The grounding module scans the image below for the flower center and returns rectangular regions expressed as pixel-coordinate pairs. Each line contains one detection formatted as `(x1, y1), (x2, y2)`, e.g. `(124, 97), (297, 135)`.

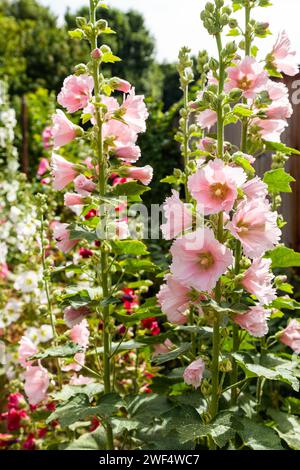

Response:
(210, 182), (229, 200)
(237, 76), (252, 91)
(198, 252), (214, 270)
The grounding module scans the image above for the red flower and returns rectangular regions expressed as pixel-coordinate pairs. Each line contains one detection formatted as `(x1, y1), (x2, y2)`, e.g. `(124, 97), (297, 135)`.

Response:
(23, 433), (36, 450)
(79, 247), (93, 258)
(122, 288), (139, 313)
(90, 417), (100, 432)
(85, 209), (97, 220)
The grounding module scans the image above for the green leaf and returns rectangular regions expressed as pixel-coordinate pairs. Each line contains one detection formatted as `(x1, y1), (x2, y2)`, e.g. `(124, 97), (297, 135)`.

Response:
(47, 393), (122, 427)
(264, 141), (300, 155)
(233, 104), (253, 117)
(66, 427), (107, 450)
(110, 181), (150, 200)
(178, 412), (240, 448)
(271, 296), (300, 311)
(233, 353), (299, 391)
(227, 28), (240, 36)
(52, 383), (104, 402)
(237, 417), (284, 450)
(119, 258), (158, 274)
(69, 224), (97, 242)
(31, 342), (83, 360)
(263, 168), (295, 193)
(94, 340), (145, 355)
(68, 29), (84, 39)
(160, 175), (181, 185)
(101, 52), (121, 63)
(234, 155), (255, 176)
(115, 310), (163, 325)
(112, 240), (149, 256)
(152, 343), (191, 365)
(266, 246), (300, 268)
(268, 409), (300, 450)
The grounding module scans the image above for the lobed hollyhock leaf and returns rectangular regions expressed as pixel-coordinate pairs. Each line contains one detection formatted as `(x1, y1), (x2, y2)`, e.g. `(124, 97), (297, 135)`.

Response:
(66, 427), (107, 450)
(264, 141), (300, 155)
(237, 417), (284, 450)
(30, 342), (84, 360)
(266, 246), (300, 268)
(263, 168), (295, 193)
(267, 409), (300, 450)
(94, 340), (145, 355)
(233, 352), (299, 392)
(52, 383), (104, 402)
(47, 393), (123, 427)
(110, 181), (151, 198)
(68, 224), (98, 241)
(112, 239), (149, 256)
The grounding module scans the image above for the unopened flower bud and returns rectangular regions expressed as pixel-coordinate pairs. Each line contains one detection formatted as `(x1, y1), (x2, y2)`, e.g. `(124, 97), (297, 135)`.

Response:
(100, 45), (111, 54)
(74, 63), (88, 75)
(219, 358), (232, 372)
(201, 379), (212, 396)
(91, 48), (102, 59)
(229, 18), (238, 29)
(96, 19), (108, 31)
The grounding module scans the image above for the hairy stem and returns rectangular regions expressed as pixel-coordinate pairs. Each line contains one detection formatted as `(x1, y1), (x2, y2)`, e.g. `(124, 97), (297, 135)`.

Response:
(89, 0), (114, 450)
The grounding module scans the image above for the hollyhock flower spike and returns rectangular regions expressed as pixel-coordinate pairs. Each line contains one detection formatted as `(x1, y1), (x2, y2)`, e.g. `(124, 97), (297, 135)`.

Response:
(170, 227), (233, 292)
(58, 74), (94, 113)
(234, 306), (270, 338)
(51, 154), (78, 190)
(271, 30), (299, 76)
(161, 190), (193, 240)
(183, 358), (205, 389)
(228, 199), (281, 258)
(188, 159), (247, 215)
(279, 319), (300, 353)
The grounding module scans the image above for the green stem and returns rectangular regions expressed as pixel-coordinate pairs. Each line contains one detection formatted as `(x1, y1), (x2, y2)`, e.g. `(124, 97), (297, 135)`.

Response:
(89, 0), (114, 450)
(183, 83), (190, 202)
(231, 240), (242, 405)
(209, 31), (225, 427)
(241, 6), (251, 152)
(40, 212), (62, 388)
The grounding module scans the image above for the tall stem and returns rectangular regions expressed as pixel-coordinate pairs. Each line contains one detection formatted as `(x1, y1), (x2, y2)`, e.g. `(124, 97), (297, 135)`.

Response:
(40, 212), (62, 388)
(89, 0), (114, 450)
(209, 31), (225, 424)
(183, 84), (190, 202)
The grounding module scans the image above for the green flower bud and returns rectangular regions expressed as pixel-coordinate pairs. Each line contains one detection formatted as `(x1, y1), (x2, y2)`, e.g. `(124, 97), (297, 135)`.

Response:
(100, 44), (112, 54)
(96, 19), (108, 31)
(76, 17), (87, 28)
(229, 18), (238, 29)
(74, 63), (88, 75)
(219, 358), (232, 373)
(228, 88), (243, 102)
(205, 2), (215, 13)
(201, 379), (212, 396)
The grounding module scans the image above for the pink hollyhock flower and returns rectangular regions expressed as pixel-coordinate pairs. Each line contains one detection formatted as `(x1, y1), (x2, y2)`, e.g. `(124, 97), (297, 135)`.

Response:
(234, 306), (270, 337)
(271, 30), (299, 76)
(157, 275), (191, 324)
(24, 365), (50, 405)
(37, 158), (50, 176)
(58, 74), (94, 113)
(115, 219), (130, 239)
(252, 118), (287, 142)
(266, 100), (293, 121)
(197, 109), (218, 130)
(69, 375), (94, 385)
(74, 174), (96, 196)
(114, 144), (141, 163)
(226, 57), (268, 99)
(228, 199), (281, 258)
(266, 80), (289, 101)
(51, 154), (78, 190)
(18, 336), (38, 368)
(62, 352), (85, 372)
(70, 319), (90, 348)
(124, 165), (153, 185)
(279, 319), (300, 353)
(113, 78), (131, 93)
(188, 159), (247, 215)
(170, 227), (233, 292)
(103, 119), (138, 147)
(242, 258), (276, 305)
(153, 339), (174, 357)
(121, 88), (149, 133)
(51, 110), (79, 148)
(0, 262), (8, 279)
(83, 96), (119, 124)
(42, 126), (53, 149)
(64, 193), (84, 207)
(183, 358), (205, 389)
(198, 137), (217, 153)
(161, 190), (193, 240)
(242, 176), (268, 201)
(53, 222), (78, 253)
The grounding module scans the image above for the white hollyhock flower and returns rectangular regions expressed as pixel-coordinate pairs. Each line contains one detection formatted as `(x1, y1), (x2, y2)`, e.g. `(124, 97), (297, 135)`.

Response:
(14, 271), (39, 293)
(0, 299), (22, 328)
